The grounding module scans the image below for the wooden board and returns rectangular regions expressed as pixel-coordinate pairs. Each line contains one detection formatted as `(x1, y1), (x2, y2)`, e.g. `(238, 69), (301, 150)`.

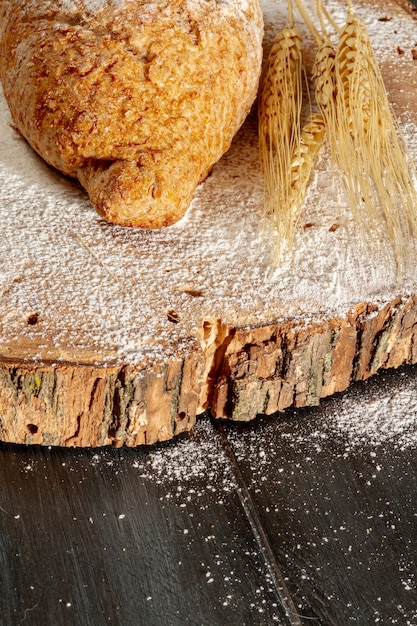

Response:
(1, 0), (417, 446)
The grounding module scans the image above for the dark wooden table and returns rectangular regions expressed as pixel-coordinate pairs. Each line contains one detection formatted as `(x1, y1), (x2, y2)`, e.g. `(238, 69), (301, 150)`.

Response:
(1, 363), (417, 625)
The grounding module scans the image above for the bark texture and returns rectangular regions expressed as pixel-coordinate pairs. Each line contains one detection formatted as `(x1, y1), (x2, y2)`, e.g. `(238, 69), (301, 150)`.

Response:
(0, 354), (203, 447)
(0, 296), (417, 447)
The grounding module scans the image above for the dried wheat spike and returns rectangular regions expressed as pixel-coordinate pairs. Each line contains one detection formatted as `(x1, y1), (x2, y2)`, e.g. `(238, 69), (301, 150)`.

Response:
(312, 37), (337, 116)
(289, 112), (327, 220)
(259, 27), (303, 153)
(336, 14), (373, 134)
(334, 9), (417, 272)
(258, 24), (303, 260)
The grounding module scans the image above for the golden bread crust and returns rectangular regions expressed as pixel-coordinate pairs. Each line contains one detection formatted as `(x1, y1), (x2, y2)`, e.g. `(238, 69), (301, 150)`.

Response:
(0, 0), (263, 227)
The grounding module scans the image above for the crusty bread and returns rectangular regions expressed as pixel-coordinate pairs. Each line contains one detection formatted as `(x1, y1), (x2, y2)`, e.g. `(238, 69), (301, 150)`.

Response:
(0, 0), (263, 228)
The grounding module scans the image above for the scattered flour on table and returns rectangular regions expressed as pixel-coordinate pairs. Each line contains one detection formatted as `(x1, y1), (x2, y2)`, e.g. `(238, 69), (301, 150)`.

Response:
(325, 374), (417, 451)
(228, 369), (417, 489)
(131, 419), (239, 495)
(18, 418), (239, 499)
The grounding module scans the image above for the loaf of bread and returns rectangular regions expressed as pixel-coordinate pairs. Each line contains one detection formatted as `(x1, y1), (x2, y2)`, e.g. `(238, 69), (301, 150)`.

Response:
(0, 0), (263, 228)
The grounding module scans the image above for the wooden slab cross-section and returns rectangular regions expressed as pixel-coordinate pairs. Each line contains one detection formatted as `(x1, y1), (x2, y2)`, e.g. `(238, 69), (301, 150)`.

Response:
(1, 0), (417, 447)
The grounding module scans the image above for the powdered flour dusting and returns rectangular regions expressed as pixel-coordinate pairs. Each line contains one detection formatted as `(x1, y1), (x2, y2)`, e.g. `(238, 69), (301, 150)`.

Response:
(0, 0), (416, 367)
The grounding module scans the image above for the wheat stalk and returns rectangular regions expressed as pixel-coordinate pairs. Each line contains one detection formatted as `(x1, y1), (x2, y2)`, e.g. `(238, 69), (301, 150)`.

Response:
(289, 112), (327, 221)
(312, 38), (337, 116)
(259, 0), (330, 263)
(258, 3), (304, 261)
(333, 1), (417, 272)
(295, 0), (338, 158)
(297, 0), (417, 275)
(258, 26), (303, 154)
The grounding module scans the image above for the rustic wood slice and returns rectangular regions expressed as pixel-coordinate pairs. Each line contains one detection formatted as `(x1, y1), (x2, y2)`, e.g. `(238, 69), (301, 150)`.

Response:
(1, 0), (417, 447)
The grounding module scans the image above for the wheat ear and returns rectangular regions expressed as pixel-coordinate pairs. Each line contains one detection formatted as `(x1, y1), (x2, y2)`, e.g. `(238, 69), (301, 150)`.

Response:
(291, 0), (338, 224)
(334, 3), (417, 271)
(312, 37), (337, 117)
(258, 5), (303, 261)
(298, 0), (337, 166)
(289, 112), (327, 222)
